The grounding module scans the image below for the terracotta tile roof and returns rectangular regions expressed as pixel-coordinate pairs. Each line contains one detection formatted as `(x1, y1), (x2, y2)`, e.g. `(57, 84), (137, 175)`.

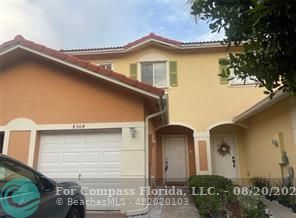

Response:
(61, 32), (224, 52)
(0, 35), (164, 97)
(123, 32), (182, 48)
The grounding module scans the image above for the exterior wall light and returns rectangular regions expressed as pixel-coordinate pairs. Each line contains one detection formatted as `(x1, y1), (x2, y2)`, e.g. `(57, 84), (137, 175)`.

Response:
(272, 138), (279, 147)
(130, 127), (137, 138)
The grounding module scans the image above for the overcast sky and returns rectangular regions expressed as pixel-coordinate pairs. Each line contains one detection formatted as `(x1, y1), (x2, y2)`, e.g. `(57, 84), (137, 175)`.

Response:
(0, 0), (224, 50)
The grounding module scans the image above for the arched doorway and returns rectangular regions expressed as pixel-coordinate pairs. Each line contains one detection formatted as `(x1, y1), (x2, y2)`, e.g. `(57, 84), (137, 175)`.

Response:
(151, 125), (196, 185)
(209, 124), (246, 180)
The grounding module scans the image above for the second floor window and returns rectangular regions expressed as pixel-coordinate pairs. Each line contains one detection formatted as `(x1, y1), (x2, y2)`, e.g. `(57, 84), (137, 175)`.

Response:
(99, 63), (113, 70)
(141, 62), (167, 87)
(229, 69), (257, 86)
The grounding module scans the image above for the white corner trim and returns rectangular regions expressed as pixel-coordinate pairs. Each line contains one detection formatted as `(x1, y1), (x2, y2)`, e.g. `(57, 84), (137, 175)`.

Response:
(0, 45), (160, 100)
(194, 138), (200, 175)
(27, 130), (36, 167)
(2, 131), (10, 155)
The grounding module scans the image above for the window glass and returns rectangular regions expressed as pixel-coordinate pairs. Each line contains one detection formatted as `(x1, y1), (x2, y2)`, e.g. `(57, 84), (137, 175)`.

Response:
(0, 160), (36, 185)
(141, 62), (167, 87)
(99, 63), (112, 70)
(154, 63), (167, 87)
(141, 63), (153, 85)
(229, 69), (256, 85)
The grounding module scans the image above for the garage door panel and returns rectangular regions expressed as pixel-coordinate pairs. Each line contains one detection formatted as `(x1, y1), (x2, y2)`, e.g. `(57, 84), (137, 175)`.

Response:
(102, 143), (121, 148)
(39, 164), (60, 172)
(103, 152), (120, 162)
(62, 152), (81, 162)
(40, 152), (59, 162)
(40, 134), (61, 143)
(64, 134), (83, 144)
(80, 152), (102, 162)
(38, 130), (121, 211)
(102, 132), (121, 141)
(84, 134), (101, 144)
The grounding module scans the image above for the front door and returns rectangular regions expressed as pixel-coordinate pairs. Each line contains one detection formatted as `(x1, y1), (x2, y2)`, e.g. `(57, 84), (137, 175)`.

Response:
(163, 136), (188, 183)
(211, 135), (238, 179)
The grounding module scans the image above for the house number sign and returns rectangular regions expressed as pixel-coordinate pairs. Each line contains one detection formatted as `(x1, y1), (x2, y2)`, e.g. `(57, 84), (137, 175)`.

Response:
(72, 124), (86, 129)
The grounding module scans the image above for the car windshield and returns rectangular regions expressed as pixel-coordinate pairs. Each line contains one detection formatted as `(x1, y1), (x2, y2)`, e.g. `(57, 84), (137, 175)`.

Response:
(0, 159), (37, 187)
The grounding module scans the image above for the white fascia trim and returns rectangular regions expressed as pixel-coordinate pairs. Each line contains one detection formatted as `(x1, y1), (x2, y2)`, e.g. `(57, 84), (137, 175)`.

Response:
(64, 42), (226, 56)
(65, 48), (125, 55)
(233, 91), (289, 122)
(124, 39), (180, 52)
(0, 121), (145, 132)
(0, 45), (160, 100)
(64, 39), (180, 56)
(180, 43), (225, 49)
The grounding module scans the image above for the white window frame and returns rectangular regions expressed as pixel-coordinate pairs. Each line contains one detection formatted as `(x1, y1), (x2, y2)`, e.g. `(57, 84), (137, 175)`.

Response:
(97, 62), (114, 70)
(228, 69), (256, 86)
(139, 61), (169, 88)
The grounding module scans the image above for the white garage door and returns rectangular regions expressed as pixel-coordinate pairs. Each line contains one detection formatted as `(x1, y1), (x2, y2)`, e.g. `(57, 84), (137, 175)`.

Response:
(38, 129), (121, 210)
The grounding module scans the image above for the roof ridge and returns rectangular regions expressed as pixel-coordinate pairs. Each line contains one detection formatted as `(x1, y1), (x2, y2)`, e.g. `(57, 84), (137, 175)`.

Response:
(60, 35), (225, 53)
(0, 35), (164, 97)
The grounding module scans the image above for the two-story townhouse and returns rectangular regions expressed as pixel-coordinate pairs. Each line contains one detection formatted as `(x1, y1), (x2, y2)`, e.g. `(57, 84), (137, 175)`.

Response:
(64, 33), (265, 184)
(3, 33), (295, 215)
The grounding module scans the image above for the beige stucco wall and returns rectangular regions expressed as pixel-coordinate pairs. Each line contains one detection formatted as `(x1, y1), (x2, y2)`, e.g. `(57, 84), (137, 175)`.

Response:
(0, 57), (145, 126)
(87, 46), (265, 132)
(241, 98), (296, 179)
(7, 131), (30, 164)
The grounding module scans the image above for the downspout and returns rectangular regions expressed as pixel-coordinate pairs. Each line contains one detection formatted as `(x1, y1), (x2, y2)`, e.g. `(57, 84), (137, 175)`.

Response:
(144, 96), (167, 206)
(126, 95), (167, 216)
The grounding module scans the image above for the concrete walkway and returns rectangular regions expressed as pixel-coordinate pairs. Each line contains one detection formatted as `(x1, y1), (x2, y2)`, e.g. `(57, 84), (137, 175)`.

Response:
(128, 186), (199, 218)
(162, 192), (199, 218)
(262, 198), (296, 218)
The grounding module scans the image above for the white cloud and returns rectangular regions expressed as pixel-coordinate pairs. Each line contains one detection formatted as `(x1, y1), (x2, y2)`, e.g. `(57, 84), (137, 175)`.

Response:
(196, 30), (225, 42)
(0, 0), (219, 49)
(0, 0), (60, 48)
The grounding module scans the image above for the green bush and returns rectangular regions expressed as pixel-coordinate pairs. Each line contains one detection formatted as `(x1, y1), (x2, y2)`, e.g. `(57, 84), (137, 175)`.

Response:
(189, 175), (235, 217)
(251, 177), (271, 190)
(251, 177), (296, 212)
(238, 195), (266, 218)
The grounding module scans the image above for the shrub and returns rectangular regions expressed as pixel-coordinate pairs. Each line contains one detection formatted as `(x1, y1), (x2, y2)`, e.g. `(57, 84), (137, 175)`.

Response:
(238, 195), (266, 218)
(251, 177), (296, 213)
(189, 175), (235, 217)
(251, 177), (271, 190)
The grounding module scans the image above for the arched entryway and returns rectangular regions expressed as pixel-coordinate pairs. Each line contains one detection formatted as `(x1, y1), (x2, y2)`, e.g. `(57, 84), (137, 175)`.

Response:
(209, 124), (246, 181)
(150, 125), (196, 186)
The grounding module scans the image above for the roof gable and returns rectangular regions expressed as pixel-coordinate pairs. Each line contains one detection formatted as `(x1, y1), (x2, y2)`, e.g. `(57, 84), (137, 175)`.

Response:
(61, 33), (225, 55)
(0, 35), (164, 98)
(123, 32), (182, 49)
